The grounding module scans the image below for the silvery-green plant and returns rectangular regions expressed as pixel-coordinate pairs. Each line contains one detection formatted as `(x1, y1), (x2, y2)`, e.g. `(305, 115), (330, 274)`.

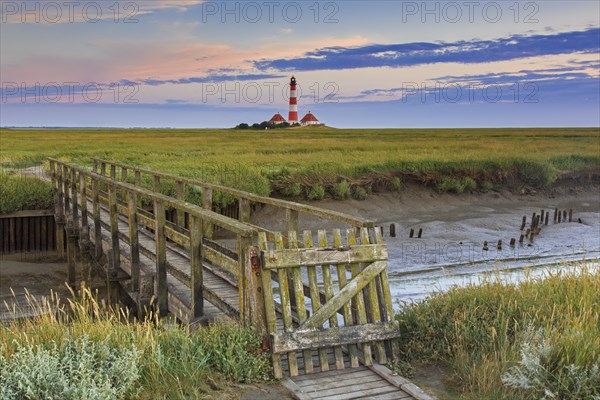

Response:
(0, 335), (140, 400)
(502, 325), (600, 400)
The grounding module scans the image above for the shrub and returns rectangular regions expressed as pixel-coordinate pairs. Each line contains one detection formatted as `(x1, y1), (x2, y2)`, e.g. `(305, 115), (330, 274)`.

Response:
(282, 182), (303, 197)
(306, 184), (325, 201)
(0, 336), (140, 400)
(389, 177), (402, 192)
(515, 161), (558, 188)
(330, 180), (351, 200)
(0, 173), (53, 213)
(351, 186), (368, 200)
(461, 177), (477, 192)
(480, 180), (494, 192)
(435, 176), (477, 193)
(502, 326), (600, 400)
(435, 176), (464, 193)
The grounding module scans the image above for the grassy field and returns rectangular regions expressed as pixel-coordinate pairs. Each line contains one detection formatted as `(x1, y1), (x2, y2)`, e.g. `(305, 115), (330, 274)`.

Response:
(1, 127), (598, 203)
(394, 265), (600, 400)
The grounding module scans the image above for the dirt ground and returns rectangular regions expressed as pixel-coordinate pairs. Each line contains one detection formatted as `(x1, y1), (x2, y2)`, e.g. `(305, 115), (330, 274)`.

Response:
(0, 254), (72, 320)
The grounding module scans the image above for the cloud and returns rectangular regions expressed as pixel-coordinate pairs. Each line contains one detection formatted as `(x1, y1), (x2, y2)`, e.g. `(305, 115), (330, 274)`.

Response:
(336, 68), (600, 105)
(255, 28), (600, 71)
(139, 73), (286, 86)
(0, 0), (205, 24)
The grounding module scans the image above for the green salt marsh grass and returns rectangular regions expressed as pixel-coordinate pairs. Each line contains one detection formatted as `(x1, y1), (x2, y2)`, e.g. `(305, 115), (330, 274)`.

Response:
(1, 128), (598, 202)
(394, 265), (600, 399)
(0, 173), (53, 213)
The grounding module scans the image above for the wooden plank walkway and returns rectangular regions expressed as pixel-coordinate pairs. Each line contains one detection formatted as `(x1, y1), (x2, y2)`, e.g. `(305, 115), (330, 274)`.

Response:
(50, 158), (431, 400)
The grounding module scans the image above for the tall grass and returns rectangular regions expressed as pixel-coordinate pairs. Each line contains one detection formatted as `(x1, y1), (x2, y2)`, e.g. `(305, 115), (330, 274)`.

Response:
(0, 172), (53, 213)
(0, 288), (271, 399)
(395, 265), (600, 399)
(1, 128), (598, 202)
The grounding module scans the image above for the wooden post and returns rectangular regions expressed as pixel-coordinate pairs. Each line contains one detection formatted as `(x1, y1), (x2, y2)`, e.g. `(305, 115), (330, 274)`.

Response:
(108, 184), (120, 275)
(545, 213), (549, 226)
(67, 226), (77, 291)
(558, 211), (562, 223)
(519, 234), (524, 244)
(92, 178), (102, 258)
(100, 162), (106, 176)
(497, 240), (502, 251)
(121, 167), (128, 183)
(176, 180), (185, 228)
(153, 199), (168, 316)
(127, 191), (140, 292)
(202, 188), (213, 239)
(92, 159), (98, 173)
(554, 208), (558, 223)
(510, 238), (516, 247)
(239, 198), (251, 223)
(189, 215), (204, 320)
(258, 232), (282, 378)
(110, 164), (116, 180)
(483, 241), (488, 251)
(134, 170), (141, 186)
(390, 223), (396, 237)
(569, 209), (573, 222)
(418, 228), (423, 238)
(520, 216), (526, 230)
(563, 210), (567, 221)
(409, 228), (414, 238)
(52, 162), (65, 260)
(79, 173), (88, 242)
(237, 234), (253, 325)
(245, 245), (267, 340)
(63, 165), (70, 212)
(285, 208), (299, 236)
(71, 169), (79, 230)
(153, 175), (160, 193)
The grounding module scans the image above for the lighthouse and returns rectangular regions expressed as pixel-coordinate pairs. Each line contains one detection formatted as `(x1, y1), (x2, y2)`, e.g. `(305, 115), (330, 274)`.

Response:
(288, 76), (299, 124)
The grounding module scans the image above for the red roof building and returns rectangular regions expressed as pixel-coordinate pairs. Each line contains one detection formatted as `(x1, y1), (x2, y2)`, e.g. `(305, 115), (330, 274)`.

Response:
(301, 112), (321, 126)
(268, 113), (287, 125)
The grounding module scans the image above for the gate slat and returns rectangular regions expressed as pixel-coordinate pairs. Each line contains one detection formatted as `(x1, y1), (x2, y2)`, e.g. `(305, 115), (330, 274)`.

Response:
(333, 229), (359, 368)
(274, 232), (298, 376)
(360, 228), (386, 364)
(304, 230), (330, 372)
(347, 229), (373, 366)
(318, 230), (345, 371)
(288, 231), (313, 374)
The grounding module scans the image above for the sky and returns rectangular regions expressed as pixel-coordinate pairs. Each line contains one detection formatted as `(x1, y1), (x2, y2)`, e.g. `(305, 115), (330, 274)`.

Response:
(0, 0), (599, 128)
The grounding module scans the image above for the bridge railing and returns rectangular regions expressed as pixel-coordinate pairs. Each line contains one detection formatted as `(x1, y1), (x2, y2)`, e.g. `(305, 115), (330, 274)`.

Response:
(90, 158), (374, 240)
(49, 158), (257, 322)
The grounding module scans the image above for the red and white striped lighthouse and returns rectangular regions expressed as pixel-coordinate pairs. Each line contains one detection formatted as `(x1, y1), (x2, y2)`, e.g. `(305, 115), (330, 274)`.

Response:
(288, 76), (298, 124)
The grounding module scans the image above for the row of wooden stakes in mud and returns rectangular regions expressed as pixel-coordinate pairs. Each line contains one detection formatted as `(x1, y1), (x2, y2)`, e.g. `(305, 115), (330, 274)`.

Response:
(481, 208), (580, 251)
(385, 224), (423, 239)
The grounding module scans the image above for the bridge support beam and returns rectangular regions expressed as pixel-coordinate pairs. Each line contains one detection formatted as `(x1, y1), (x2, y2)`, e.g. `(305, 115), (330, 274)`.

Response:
(66, 224), (79, 291)
(55, 219), (66, 260)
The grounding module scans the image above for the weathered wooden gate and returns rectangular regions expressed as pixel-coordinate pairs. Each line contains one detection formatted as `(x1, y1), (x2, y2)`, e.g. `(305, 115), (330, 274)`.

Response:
(257, 227), (398, 378)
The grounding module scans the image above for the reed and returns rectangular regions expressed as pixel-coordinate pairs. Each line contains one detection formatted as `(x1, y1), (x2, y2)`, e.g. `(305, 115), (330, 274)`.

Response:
(395, 263), (600, 399)
(0, 287), (271, 399)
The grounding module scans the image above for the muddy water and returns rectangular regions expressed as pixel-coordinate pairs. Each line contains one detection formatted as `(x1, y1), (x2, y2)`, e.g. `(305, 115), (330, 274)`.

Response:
(382, 196), (600, 306)
(306, 186), (600, 308)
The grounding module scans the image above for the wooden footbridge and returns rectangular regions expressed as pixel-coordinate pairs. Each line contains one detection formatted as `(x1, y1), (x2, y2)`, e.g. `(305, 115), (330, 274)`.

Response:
(48, 158), (433, 400)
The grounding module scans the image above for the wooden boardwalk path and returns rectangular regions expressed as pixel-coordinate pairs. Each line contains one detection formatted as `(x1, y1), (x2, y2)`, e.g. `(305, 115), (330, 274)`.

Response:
(48, 158), (433, 400)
